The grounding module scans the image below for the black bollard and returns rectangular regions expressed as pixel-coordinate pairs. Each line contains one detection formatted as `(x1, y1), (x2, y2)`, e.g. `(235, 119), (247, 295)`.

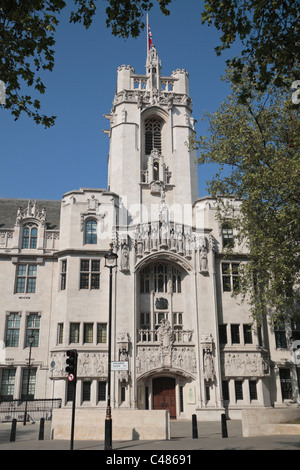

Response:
(221, 413), (228, 438)
(39, 417), (45, 440)
(192, 414), (198, 439)
(10, 419), (17, 442)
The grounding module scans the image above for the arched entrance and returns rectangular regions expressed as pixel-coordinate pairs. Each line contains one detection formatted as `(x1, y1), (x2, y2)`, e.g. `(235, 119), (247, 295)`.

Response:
(153, 377), (176, 419)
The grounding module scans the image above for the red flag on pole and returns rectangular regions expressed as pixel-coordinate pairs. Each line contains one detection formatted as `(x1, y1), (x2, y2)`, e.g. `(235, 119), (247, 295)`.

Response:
(148, 24), (152, 51)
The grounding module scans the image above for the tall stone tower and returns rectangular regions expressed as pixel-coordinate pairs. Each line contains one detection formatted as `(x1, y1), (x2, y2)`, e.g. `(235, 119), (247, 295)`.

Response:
(105, 45), (199, 225)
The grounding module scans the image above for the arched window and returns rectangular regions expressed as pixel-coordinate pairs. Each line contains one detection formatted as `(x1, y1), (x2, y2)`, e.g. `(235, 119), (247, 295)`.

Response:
(154, 264), (168, 293)
(145, 118), (162, 154)
(22, 224), (38, 249)
(172, 267), (182, 293)
(85, 219), (97, 244)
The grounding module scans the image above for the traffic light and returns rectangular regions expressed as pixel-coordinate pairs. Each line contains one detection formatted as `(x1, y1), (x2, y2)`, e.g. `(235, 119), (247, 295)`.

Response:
(65, 350), (78, 377)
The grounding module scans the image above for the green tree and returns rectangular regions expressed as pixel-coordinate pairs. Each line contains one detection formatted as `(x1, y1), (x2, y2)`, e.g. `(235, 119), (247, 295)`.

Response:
(190, 72), (300, 325)
(201, 0), (300, 99)
(0, 0), (170, 127)
(1, 0), (298, 126)
(0, 0), (97, 127)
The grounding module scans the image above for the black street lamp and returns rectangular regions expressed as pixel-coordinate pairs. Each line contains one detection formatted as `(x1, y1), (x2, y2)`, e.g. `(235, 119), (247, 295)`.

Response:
(23, 333), (35, 425)
(104, 243), (118, 450)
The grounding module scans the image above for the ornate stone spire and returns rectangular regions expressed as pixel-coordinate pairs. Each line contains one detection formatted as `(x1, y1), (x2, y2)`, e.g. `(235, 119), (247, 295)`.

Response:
(146, 45), (161, 91)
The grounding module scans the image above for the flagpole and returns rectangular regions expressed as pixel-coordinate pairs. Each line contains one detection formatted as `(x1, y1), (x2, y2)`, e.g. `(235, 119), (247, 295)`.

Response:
(146, 13), (149, 54)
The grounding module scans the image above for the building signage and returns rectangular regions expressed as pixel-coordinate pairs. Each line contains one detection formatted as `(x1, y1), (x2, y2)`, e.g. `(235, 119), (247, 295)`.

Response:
(111, 361), (128, 371)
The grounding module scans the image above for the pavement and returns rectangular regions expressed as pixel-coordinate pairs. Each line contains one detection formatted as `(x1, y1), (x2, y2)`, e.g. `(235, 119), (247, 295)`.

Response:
(0, 418), (299, 453)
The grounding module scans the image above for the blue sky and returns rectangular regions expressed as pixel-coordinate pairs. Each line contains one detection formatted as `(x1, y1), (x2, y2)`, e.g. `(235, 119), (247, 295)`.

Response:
(0, 1), (241, 200)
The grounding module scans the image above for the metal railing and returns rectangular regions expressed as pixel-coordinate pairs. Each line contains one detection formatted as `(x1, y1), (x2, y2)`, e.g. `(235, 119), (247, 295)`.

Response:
(0, 399), (62, 423)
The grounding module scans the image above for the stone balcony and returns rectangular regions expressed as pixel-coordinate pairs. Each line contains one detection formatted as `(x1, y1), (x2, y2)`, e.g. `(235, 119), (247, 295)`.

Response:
(137, 328), (194, 344)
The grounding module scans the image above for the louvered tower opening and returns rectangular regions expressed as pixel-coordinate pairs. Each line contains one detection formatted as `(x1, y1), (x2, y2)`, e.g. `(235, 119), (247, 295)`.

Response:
(145, 118), (162, 154)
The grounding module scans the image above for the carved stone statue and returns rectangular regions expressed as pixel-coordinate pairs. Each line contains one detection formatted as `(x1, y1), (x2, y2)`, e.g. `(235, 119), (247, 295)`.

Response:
(199, 245), (208, 273)
(120, 243), (130, 271)
(157, 319), (173, 350)
(203, 348), (214, 382)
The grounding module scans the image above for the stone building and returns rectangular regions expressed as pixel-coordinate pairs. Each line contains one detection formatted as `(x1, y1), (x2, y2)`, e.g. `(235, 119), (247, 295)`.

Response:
(0, 45), (299, 422)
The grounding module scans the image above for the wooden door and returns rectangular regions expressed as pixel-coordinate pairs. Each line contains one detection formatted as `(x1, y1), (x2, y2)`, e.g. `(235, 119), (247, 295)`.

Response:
(153, 377), (176, 419)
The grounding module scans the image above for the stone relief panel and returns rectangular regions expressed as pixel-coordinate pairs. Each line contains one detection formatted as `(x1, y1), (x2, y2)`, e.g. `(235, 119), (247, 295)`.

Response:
(221, 351), (270, 377)
(50, 351), (108, 379)
(0, 230), (13, 248)
(136, 345), (196, 376)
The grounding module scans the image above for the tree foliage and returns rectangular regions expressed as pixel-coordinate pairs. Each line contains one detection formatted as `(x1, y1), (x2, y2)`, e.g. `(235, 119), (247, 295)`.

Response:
(190, 71), (300, 325)
(0, 0), (171, 127)
(0, 0), (97, 127)
(1, 0), (298, 126)
(201, 0), (300, 99)
(105, 0), (171, 38)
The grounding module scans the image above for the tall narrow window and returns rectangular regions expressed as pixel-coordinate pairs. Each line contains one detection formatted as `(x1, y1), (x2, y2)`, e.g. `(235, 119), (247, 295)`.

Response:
(222, 381), (229, 401)
(231, 324), (240, 344)
(154, 264), (167, 293)
(179, 386), (184, 412)
(222, 263), (231, 292)
(173, 313), (183, 341)
(279, 368), (292, 399)
(291, 316), (300, 340)
(0, 369), (15, 400)
(243, 324), (253, 344)
(6, 313), (21, 347)
(21, 369), (36, 400)
(222, 223), (234, 248)
(57, 323), (64, 344)
(85, 219), (97, 244)
(22, 224), (38, 249)
(60, 259), (67, 290)
(218, 324), (227, 344)
(82, 381), (91, 401)
(84, 323), (93, 343)
(70, 323), (80, 343)
(145, 118), (162, 154)
(249, 380), (257, 400)
(235, 380), (243, 400)
(97, 323), (107, 343)
(140, 267), (150, 293)
(120, 385), (126, 403)
(98, 381), (106, 401)
(275, 323), (287, 348)
(26, 313), (40, 347)
(60, 260), (67, 290)
(171, 267), (182, 293)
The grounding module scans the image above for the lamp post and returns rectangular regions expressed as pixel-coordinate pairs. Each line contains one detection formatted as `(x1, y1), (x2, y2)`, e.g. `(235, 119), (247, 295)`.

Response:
(104, 243), (118, 450)
(23, 333), (35, 425)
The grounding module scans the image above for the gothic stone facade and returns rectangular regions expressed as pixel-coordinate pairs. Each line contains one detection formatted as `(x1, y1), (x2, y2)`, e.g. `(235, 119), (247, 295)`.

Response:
(0, 46), (299, 421)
